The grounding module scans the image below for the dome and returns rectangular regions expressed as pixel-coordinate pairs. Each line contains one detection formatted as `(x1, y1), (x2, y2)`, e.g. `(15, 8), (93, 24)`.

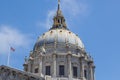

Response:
(33, 1), (84, 52)
(34, 29), (84, 51)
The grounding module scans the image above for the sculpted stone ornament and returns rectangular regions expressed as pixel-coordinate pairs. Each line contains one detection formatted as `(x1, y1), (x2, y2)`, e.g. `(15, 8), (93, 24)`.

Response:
(41, 47), (46, 54)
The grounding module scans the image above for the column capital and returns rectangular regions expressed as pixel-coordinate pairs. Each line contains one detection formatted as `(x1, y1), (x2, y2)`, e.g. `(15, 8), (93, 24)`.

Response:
(67, 51), (72, 56)
(79, 56), (85, 61)
(52, 53), (57, 57)
(79, 53), (85, 59)
(88, 61), (95, 68)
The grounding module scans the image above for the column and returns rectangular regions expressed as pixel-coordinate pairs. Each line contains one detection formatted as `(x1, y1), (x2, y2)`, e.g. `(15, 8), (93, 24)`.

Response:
(89, 62), (95, 80)
(53, 54), (57, 77)
(67, 52), (72, 79)
(80, 57), (84, 80)
(90, 65), (93, 80)
(93, 66), (95, 80)
(39, 55), (42, 77)
(28, 61), (31, 72)
(23, 64), (27, 71)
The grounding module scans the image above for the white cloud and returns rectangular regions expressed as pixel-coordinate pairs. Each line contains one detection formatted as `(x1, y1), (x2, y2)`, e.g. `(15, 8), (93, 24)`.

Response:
(0, 25), (32, 54)
(62, 0), (88, 16)
(37, 0), (88, 29)
(36, 10), (56, 29)
(46, 10), (56, 29)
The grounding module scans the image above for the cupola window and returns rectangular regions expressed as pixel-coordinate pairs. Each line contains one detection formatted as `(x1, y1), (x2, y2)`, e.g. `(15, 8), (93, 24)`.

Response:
(35, 68), (38, 73)
(60, 30), (62, 32)
(61, 19), (63, 24)
(58, 19), (60, 23)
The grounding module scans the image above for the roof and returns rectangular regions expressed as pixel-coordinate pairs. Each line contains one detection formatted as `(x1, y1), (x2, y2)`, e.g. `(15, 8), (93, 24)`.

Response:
(34, 29), (84, 51)
(0, 65), (44, 80)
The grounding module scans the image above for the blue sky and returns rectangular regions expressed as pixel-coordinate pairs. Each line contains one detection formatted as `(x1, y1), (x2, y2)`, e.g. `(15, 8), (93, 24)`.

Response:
(0, 0), (120, 80)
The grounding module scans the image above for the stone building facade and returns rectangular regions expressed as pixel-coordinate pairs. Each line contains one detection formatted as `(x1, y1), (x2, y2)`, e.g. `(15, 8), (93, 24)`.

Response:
(0, 0), (95, 80)
(23, 0), (95, 80)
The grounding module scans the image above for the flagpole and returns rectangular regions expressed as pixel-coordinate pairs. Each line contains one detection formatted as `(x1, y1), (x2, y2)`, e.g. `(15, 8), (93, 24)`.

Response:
(7, 46), (15, 66)
(7, 47), (11, 66)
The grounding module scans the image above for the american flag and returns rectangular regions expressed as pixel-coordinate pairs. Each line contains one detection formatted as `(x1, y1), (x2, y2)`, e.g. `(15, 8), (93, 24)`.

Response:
(10, 47), (15, 52)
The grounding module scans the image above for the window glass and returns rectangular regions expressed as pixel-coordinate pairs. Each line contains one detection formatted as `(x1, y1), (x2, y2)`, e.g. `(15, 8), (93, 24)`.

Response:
(35, 68), (38, 73)
(73, 66), (77, 78)
(84, 70), (87, 79)
(46, 66), (51, 75)
(59, 65), (64, 76)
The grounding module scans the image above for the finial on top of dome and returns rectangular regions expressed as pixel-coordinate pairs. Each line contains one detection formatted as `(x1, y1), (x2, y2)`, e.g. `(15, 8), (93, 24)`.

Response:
(58, 0), (60, 10)
(58, 0), (60, 3)
(57, 0), (62, 16)
(50, 0), (68, 30)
